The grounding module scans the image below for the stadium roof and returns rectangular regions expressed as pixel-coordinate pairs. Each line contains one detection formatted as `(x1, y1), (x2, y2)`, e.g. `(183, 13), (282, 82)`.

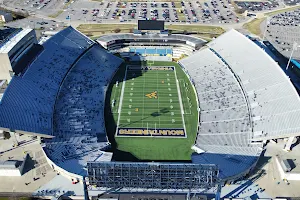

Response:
(97, 33), (206, 46)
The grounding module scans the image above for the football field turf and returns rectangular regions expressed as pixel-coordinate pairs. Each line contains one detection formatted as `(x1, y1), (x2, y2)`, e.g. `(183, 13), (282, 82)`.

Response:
(116, 65), (186, 137)
(105, 61), (199, 160)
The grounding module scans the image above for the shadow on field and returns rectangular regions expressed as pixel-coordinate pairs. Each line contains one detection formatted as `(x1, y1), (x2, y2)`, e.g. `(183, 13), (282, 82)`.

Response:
(112, 149), (139, 162)
(104, 60), (148, 150)
(119, 108), (170, 128)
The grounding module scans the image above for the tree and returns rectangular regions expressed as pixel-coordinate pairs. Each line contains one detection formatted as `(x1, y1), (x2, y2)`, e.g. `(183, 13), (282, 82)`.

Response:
(114, 28), (121, 33)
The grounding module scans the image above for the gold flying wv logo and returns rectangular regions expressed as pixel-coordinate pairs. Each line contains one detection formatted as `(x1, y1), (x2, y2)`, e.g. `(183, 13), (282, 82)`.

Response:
(145, 91), (158, 99)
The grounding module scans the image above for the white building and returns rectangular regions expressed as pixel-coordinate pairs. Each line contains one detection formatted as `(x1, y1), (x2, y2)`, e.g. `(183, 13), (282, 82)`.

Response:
(0, 28), (37, 82)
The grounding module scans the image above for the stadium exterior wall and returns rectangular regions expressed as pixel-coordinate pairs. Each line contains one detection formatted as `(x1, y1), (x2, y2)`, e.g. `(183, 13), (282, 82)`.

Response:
(0, 127), (55, 139)
(41, 147), (84, 181)
(0, 54), (12, 81)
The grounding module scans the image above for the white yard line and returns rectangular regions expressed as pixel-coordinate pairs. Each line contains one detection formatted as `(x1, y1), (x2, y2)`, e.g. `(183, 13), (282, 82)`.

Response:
(113, 81), (123, 113)
(142, 67), (145, 128)
(115, 65), (128, 136)
(157, 69), (160, 128)
(174, 68), (187, 137)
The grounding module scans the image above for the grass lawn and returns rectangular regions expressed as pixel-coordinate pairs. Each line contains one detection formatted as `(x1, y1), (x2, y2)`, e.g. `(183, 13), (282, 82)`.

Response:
(0, 198), (32, 200)
(174, 2), (182, 8)
(242, 5), (300, 36)
(117, 66), (184, 130)
(167, 24), (225, 34)
(77, 23), (225, 39)
(265, 5), (300, 16)
(77, 23), (135, 36)
(178, 13), (186, 21)
(105, 61), (198, 161)
(243, 17), (266, 36)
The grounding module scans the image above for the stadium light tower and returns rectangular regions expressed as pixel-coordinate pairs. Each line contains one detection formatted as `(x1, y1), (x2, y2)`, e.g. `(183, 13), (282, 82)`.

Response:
(286, 42), (300, 70)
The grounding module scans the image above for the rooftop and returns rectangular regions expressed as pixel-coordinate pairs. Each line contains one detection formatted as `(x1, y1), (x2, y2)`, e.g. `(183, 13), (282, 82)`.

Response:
(0, 28), (21, 48)
(0, 28), (31, 53)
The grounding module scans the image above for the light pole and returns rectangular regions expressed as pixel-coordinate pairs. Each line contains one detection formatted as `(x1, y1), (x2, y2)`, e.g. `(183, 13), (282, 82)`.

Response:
(286, 42), (299, 70)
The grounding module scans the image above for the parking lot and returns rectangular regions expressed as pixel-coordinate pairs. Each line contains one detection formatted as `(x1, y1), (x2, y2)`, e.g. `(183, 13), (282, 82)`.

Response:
(5, 17), (65, 39)
(235, 1), (281, 12)
(55, 0), (244, 24)
(265, 8), (300, 59)
(1, 0), (292, 26)
(3, 0), (65, 16)
(283, 0), (300, 5)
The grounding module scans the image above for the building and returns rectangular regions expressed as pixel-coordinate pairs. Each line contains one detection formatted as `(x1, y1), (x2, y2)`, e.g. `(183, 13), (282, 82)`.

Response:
(0, 27), (38, 82)
(0, 154), (29, 176)
(0, 11), (13, 23)
(0, 26), (299, 198)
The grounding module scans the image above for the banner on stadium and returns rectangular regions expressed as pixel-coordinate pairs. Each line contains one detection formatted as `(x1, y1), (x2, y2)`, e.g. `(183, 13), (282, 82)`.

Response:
(116, 128), (186, 137)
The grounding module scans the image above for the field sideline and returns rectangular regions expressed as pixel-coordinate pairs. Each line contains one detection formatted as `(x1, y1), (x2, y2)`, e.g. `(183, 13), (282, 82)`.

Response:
(105, 61), (199, 161)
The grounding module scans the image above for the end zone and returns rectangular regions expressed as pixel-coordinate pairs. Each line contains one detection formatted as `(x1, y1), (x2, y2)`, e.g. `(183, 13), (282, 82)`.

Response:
(116, 128), (186, 138)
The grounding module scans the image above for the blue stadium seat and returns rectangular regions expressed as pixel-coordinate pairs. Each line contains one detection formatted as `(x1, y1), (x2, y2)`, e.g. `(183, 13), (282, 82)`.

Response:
(0, 27), (95, 135)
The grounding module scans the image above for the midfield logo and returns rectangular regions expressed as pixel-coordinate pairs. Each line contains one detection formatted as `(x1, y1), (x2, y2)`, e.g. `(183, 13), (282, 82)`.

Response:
(145, 91), (158, 99)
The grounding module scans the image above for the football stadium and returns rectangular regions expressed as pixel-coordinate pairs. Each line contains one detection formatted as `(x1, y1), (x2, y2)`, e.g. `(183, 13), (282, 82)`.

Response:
(0, 21), (300, 199)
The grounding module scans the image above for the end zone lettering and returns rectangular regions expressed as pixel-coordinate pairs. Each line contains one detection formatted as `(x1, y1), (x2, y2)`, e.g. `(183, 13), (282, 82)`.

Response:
(117, 128), (185, 137)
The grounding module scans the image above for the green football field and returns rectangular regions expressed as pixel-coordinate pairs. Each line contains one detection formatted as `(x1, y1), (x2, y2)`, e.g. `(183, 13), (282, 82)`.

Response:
(116, 65), (185, 135)
(105, 61), (199, 160)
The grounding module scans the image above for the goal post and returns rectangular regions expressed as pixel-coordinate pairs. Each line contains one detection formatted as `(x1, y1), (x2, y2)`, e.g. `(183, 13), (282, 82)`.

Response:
(147, 56), (154, 66)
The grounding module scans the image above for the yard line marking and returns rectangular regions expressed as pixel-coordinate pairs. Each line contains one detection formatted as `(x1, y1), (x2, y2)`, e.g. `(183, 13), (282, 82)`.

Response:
(157, 69), (160, 128)
(142, 67), (145, 128)
(174, 67), (187, 137)
(116, 65), (128, 136)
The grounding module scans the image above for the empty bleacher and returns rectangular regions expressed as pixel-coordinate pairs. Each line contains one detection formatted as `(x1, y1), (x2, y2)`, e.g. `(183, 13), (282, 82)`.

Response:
(0, 26), (94, 135)
(0, 26), (123, 176)
(129, 47), (172, 56)
(45, 44), (123, 175)
(179, 48), (253, 145)
(180, 29), (300, 180)
(179, 47), (260, 180)
(208, 29), (300, 140)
